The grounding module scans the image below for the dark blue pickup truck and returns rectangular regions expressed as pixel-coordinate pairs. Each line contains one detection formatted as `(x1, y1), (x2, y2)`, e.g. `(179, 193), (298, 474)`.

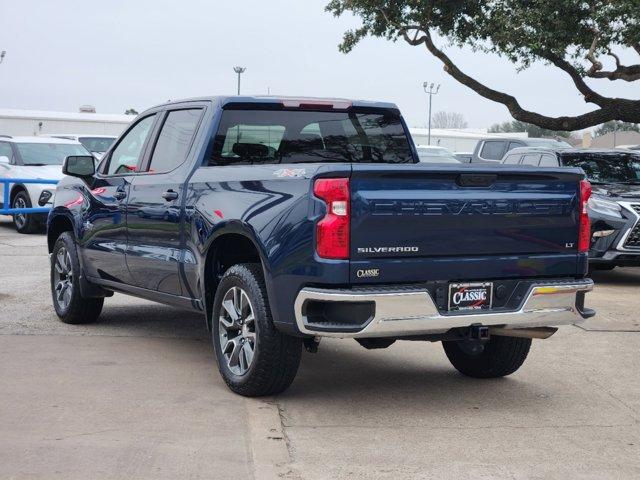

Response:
(47, 96), (594, 396)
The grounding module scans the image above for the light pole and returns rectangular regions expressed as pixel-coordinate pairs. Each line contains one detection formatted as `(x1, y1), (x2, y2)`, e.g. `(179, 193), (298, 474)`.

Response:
(233, 66), (246, 95)
(422, 82), (440, 145)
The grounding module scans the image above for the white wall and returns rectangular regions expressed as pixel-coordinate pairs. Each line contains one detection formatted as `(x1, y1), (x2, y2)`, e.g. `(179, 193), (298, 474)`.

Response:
(0, 110), (132, 137)
(411, 134), (478, 152)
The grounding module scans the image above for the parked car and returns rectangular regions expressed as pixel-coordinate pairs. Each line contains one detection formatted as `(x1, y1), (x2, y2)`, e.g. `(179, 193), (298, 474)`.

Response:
(47, 96), (594, 397)
(0, 135), (89, 233)
(453, 152), (472, 163)
(415, 145), (459, 163)
(471, 137), (573, 163)
(502, 146), (640, 270)
(44, 134), (117, 159)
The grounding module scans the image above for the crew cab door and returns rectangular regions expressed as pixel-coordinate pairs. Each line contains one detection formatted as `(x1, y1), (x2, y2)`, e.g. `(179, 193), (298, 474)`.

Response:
(81, 114), (158, 283)
(125, 107), (204, 295)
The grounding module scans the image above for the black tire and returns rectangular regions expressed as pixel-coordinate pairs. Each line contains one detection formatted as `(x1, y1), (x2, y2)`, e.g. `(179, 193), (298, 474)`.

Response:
(12, 190), (41, 234)
(51, 232), (104, 324)
(212, 263), (302, 397)
(442, 335), (532, 378)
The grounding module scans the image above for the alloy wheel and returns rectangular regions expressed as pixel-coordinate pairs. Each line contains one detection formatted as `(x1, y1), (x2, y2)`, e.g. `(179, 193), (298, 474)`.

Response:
(53, 247), (74, 310)
(218, 286), (256, 376)
(13, 196), (27, 229)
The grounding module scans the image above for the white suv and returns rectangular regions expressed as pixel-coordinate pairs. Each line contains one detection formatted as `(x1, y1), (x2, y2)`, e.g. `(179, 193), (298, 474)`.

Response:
(0, 136), (90, 233)
(43, 134), (117, 160)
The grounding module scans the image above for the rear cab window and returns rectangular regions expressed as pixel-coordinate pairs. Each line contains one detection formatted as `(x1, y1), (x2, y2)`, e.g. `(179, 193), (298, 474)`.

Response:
(209, 108), (414, 165)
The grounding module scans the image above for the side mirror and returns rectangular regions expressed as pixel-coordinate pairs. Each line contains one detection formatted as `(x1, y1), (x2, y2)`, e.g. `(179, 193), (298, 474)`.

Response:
(62, 155), (96, 178)
(0, 155), (9, 164)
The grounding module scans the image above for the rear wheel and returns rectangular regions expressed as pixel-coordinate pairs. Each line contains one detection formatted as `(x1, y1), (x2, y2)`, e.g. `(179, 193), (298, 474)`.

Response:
(51, 232), (104, 324)
(12, 191), (40, 234)
(212, 263), (302, 397)
(442, 335), (532, 378)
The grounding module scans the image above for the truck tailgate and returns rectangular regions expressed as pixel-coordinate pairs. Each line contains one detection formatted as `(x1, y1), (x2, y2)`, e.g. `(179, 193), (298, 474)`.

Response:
(349, 164), (585, 283)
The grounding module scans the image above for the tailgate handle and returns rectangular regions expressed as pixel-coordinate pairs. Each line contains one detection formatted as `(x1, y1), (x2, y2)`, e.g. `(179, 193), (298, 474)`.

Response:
(457, 174), (497, 187)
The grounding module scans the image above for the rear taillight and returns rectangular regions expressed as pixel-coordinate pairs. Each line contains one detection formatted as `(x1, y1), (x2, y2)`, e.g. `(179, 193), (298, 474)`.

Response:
(578, 179), (592, 253)
(314, 178), (350, 259)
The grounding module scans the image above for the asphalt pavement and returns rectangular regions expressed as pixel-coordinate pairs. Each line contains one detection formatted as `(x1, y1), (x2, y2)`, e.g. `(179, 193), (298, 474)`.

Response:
(0, 216), (638, 479)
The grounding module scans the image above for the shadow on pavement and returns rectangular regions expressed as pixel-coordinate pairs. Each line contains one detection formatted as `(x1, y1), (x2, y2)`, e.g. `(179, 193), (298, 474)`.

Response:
(95, 302), (209, 340)
(590, 267), (640, 286)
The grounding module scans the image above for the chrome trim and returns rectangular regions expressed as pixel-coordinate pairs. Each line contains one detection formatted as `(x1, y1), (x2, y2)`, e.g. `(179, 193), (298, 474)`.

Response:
(294, 280), (594, 338)
(615, 202), (640, 251)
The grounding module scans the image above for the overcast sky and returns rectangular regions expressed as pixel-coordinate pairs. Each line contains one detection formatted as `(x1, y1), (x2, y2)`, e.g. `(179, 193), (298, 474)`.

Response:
(0, 0), (637, 129)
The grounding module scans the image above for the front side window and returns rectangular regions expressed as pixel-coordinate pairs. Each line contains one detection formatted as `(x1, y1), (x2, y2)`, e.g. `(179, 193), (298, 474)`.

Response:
(148, 109), (202, 173)
(15, 143), (89, 166)
(107, 115), (156, 175)
(209, 109), (414, 165)
(480, 141), (505, 160)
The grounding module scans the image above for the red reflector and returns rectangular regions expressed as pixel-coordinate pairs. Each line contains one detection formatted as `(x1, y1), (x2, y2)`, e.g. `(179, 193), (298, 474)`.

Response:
(578, 179), (592, 253)
(281, 99), (352, 110)
(314, 178), (350, 259)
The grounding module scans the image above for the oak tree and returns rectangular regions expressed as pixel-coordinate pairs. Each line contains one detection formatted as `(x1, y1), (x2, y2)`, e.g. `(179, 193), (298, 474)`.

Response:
(326, 0), (640, 131)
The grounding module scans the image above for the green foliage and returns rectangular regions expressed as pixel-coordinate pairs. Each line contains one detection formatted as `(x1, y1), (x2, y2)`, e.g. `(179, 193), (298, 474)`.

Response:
(594, 121), (640, 137)
(326, 1), (640, 130)
(325, 1), (639, 73)
(488, 121), (572, 138)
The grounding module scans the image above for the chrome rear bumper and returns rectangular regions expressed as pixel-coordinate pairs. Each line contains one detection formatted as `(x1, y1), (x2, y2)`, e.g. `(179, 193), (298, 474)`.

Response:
(294, 280), (594, 338)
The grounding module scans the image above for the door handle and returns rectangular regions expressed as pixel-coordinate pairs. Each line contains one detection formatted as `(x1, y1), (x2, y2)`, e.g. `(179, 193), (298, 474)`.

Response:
(114, 190), (127, 201)
(162, 190), (179, 201)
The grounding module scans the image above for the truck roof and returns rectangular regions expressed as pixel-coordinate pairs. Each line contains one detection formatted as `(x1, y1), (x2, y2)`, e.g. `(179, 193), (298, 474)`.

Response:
(158, 95), (399, 111)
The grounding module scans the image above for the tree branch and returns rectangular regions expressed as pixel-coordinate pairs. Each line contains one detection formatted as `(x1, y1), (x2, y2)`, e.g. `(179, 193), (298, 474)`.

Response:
(583, 31), (640, 81)
(398, 27), (640, 131)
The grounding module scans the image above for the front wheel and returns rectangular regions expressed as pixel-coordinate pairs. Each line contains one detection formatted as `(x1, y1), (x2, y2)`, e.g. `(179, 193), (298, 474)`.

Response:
(51, 232), (104, 324)
(212, 263), (302, 397)
(442, 335), (532, 378)
(12, 191), (41, 234)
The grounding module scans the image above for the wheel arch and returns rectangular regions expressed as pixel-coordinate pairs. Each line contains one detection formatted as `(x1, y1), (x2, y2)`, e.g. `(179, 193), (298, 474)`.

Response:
(9, 183), (27, 204)
(202, 226), (269, 331)
(47, 212), (75, 253)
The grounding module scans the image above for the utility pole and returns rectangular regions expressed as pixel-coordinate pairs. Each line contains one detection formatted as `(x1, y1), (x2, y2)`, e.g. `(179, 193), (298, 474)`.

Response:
(422, 82), (441, 145)
(233, 66), (246, 95)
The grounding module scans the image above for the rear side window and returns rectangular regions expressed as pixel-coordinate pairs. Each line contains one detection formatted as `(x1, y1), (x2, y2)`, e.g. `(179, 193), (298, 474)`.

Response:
(209, 109), (414, 165)
(148, 109), (202, 173)
(539, 154), (558, 167)
(480, 141), (506, 160)
(503, 154), (520, 164)
(508, 141), (523, 151)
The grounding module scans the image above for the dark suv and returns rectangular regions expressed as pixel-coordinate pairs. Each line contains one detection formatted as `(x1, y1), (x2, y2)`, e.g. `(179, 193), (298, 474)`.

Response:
(502, 147), (640, 269)
(470, 137), (572, 163)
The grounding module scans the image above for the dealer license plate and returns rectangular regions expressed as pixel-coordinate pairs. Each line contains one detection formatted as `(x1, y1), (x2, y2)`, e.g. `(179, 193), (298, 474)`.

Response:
(448, 282), (493, 312)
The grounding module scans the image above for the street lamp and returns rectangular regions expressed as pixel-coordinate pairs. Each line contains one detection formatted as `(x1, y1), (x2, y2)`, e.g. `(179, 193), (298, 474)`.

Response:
(422, 82), (441, 145)
(233, 66), (246, 95)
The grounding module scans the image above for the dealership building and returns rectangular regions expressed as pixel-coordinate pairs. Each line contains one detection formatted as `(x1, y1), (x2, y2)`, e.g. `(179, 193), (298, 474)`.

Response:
(0, 108), (132, 137)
